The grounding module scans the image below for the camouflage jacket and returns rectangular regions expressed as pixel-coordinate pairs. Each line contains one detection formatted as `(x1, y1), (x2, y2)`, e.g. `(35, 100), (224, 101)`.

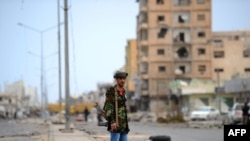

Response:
(103, 86), (130, 133)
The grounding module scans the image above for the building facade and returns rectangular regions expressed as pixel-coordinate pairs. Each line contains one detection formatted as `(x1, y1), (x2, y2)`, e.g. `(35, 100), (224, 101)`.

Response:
(0, 81), (38, 118)
(124, 39), (139, 112)
(25, 86), (40, 108)
(224, 78), (250, 103)
(211, 31), (250, 81)
(125, 39), (137, 94)
(136, 0), (212, 112)
(0, 93), (18, 118)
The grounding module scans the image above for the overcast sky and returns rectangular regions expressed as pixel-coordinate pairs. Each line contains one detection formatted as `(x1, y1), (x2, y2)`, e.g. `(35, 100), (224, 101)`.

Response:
(0, 0), (250, 103)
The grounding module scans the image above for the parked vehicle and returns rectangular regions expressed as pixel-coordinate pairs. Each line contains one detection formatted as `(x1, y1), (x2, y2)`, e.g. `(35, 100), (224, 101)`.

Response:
(0, 106), (5, 118)
(226, 102), (250, 125)
(75, 114), (84, 122)
(190, 106), (220, 121)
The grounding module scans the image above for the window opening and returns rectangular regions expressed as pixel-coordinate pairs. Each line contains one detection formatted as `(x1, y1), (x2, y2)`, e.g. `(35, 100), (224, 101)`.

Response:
(178, 15), (185, 23)
(157, 0), (164, 4)
(179, 66), (185, 74)
(140, 29), (148, 40)
(197, 14), (205, 21)
(158, 66), (166, 72)
(245, 68), (250, 72)
(177, 0), (190, 6)
(180, 32), (185, 42)
(214, 51), (224, 58)
(157, 49), (165, 55)
(139, 12), (148, 23)
(142, 79), (149, 90)
(158, 27), (168, 38)
(140, 62), (148, 74)
(198, 65), (206, 74)
(197, 0), (205, 4)
(213, 39), (223, 48)
(158, 15), (165, 22)
(198, 31), (206, 38)
(139, 0), (148, 7)
(174, 32), (185, 42)
(198, 48), (205, 55)
(243, 49), (250, 58)
(141, 46), (148, 57)
(214, 68), (224, 72)
(177, 47), (188, 58)
(234, 35), (239, 40)
(177, 13), (189, 23)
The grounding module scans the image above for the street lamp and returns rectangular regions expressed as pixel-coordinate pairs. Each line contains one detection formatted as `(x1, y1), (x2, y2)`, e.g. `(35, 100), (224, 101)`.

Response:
(215, 68), (222, 114)
(18, 22), (62, 117)
(173, 68), (183, 116)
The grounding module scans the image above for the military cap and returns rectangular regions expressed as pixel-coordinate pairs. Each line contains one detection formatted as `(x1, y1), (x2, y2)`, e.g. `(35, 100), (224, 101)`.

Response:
(113, 71), (128, 78)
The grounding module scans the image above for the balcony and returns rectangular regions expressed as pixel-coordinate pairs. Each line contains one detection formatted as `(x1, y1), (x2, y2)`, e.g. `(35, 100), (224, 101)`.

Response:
(141, 73), (149, 79)
(173, 0), (191, 6)
(139, 0), (148, 12)
(138, 23), (148, 32)
(140, 6), (147, 12)
(141, 56), (148, 62)
(139, 40), (148, 46)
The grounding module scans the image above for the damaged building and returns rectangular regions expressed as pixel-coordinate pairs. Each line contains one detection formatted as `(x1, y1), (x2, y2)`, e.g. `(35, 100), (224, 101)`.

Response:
(136, 0), (212, 112)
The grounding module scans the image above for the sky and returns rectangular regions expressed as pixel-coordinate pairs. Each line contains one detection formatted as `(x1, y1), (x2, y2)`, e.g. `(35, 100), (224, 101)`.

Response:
(0, 0), (250, 103)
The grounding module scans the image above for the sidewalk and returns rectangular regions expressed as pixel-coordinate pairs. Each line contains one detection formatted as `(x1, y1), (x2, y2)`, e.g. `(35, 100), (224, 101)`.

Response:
(49, 123), (97, 141)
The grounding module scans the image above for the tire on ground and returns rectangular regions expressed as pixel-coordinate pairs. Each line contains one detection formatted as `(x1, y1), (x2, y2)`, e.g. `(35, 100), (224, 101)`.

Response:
(149, 135), (171, 141)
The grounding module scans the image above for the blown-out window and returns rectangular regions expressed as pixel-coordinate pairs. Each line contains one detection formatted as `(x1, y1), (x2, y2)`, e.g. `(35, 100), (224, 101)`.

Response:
(157, 0), (164, 5)
(158, 28), (168, 38)
(157, 49), (165, 55)
(158, 15), (165, 22)
(158, 66), (166, 72)
(198, 48), (205, 55)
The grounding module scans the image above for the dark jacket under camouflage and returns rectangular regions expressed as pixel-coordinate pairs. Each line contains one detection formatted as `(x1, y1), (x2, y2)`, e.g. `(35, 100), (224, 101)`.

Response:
(103, 86), (130, 133)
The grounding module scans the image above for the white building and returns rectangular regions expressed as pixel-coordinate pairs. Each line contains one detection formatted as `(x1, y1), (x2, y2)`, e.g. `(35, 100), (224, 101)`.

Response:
(25, 86), (40, 108)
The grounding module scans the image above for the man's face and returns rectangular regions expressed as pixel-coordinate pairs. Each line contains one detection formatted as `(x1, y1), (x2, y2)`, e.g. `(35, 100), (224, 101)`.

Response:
(116, 77), (126, 87)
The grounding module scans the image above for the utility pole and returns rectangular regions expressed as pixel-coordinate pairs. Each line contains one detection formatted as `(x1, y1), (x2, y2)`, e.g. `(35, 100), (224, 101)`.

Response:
(57, 0), (63, 124)
(18, 23), (62, 118)
(156, 80), (159, 115)
(40, 32), (44, 117)
(215, 69), (221, 114)
(63, 0), (71, 131)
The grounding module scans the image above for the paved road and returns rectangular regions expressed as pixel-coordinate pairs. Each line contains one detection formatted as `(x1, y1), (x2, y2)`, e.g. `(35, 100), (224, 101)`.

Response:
(0, 118), (49, 141)
(0, 116), (224, 141)
(75, 121), (223, 141)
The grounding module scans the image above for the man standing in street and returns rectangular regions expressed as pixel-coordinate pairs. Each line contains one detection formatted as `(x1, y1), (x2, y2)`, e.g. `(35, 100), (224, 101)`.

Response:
(103, 71), (130, 141)
(242, 101), (249, 125)
(84, 107), (90, 122)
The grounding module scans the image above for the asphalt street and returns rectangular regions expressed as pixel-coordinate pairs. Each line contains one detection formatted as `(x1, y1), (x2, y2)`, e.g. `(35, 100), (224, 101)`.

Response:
(75, 121), (223, 141)
(0, 118), (49, 141)
(0, 117), (224, 141)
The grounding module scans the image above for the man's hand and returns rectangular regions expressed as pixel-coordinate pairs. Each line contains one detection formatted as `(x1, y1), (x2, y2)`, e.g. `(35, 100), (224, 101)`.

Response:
(111, 123), (118, 131)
